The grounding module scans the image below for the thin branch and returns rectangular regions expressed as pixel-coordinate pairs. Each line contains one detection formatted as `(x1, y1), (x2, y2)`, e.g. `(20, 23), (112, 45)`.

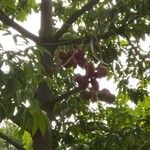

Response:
(41, 26), (126, 47)
(124, 34), (147, 60)
(125, 35), (140, 54)
(54, 0), (101, 40)
(0, 10), (39, 43)
(0, 131), (25, 150)
(54, 88), (80, 103)
(41, 12), (140, 47)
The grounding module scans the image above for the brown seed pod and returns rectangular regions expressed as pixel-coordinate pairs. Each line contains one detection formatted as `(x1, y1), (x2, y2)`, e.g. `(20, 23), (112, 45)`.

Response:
(77, 58), (86, 68)
(58, 51), (68, 60)
(98, 88), (110, 99)
(85, 62), (95, 77)
(59, 50), (74, 60)
(98, 89), (115, 103)
(59, 51), (76, 68)
(80, 90), (91, 100)
(95, 65), (108, 78)
(89, 88), (98, 101)
(90, 78), (99, 91)
(67, 51), (74, 58)
(64, 60), (72, 68)
(74, 50), (84, 60)
(108, 94), (115, 103)
(72, 57), (78, 68)
(64, 57), (77, 68)
(74, 74), (89, 90)
(78, 76), (89, 90)
(74, 74), (83, 83)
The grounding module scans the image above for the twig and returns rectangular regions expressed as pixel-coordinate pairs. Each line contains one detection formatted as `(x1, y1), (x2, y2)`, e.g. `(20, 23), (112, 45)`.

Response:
(124, 34), (146, 60)
(0, 10), (39, 43)
(0, 131), (25, 150)
(54, 0), (101, 40)
(90, 39), (100, 61)
(41, 26), (126, 47)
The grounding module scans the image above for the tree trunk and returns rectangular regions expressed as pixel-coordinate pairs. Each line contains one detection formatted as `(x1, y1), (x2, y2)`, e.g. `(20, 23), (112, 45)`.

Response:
(32, 75), (55, 150)
(32, 1), (55, 149)
(32, 129), (52, 150)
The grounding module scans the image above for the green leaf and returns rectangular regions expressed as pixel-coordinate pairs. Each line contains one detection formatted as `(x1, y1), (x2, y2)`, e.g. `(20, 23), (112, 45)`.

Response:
(0, 0), (16, 9)
(31, 112), (39, 135)
(38, 111), (48, 136)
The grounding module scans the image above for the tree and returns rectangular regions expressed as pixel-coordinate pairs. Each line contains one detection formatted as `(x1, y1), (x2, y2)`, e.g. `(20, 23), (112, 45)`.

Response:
(0, 0), (150, 149)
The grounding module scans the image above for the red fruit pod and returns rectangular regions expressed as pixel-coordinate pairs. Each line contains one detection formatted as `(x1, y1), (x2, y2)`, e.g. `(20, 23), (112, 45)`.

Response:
(98, 89), (115, 104)
(108, 94), (115, 103)
(85, 62), (95, 77)
(67, 51), (74, 58)
(74, 74), (89, 90)
(74, 50), (84, 60)
(64, 59), (72, 68)
(78, 76), (89, 90)
(78, 82), (89, 90)
(64, 51), (74, 60)
(90, 78), (99, 91)
(77, 58), (86, 68)
(96, 65), (108, 78)
(74, 74), (83, 83)
(63, 56), (77, 69)
(60, 51), (76, 68)
(64, 57), (77, 68)
(72, 57), (78, 68)
(98, 89), (109, 100)
(89, 88), (98, 101)
(93, 71), (101, 78)
(58, 51), (68, 60)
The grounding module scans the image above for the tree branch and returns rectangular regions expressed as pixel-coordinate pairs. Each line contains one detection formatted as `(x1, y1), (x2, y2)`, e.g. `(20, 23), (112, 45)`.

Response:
(124, 34), (149, 60)
(54, 88), (80, 103)
(41, 26), (126, 47)
(0, 10), (39, 43)
(42, 12), (141, 47)
(54, 0), (100, 40)
(0, 131), (25, 150)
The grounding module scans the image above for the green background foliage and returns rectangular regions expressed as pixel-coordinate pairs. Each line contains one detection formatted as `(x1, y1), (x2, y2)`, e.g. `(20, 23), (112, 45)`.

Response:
(0, 0), (150, 149)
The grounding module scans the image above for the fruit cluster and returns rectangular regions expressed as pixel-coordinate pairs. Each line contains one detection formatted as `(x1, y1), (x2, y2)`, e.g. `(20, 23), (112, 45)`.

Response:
(98, 89), (115, 104)
(58, 50), (86, 68)
(80, 88), (115, 104)
(58, 50), (115, 104)
(74, 62), (107, 91)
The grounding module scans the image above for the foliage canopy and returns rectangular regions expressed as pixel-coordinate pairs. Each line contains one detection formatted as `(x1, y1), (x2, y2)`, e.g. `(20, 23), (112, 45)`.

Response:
(0, 0), (150, 149)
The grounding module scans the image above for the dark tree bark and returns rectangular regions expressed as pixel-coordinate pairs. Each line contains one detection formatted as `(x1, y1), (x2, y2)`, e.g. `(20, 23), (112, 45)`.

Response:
(0, 10), (39, 43)
(31, 0), (55, 149)
(32, 129), (52, 150)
